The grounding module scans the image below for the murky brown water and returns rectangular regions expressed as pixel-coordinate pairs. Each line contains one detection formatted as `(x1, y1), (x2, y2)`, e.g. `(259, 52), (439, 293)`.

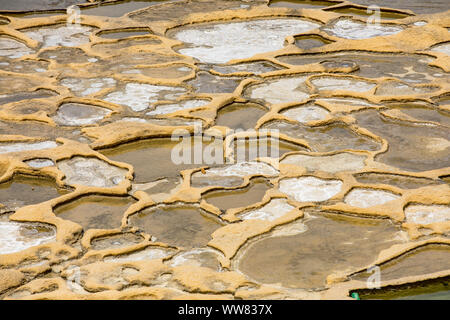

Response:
(326, 7), (410, 20)
(263, 120), (381, 152)
(347, 0), (450, 14)
(101, 137), (219, 183)
(0, 0), (82, 12)
(356, 277), (450, 300)
(394, 105), (450, 127)
(239, 212), (402, 289)
(97, 29), (151, 39)
(91, 232), (144, 250)
(269, 0), (336, 9)
(354, 110), (450, 172)
(294, 35), (333, 50)
(215, 102), (267, 130)
(80, 1), (171, 17)
(277, 52), (445, 82)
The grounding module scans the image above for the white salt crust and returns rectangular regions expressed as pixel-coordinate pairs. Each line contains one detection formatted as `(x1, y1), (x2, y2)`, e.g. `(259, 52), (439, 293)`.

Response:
(0, 141), (58, 154)
(174, 19), (320, 64)
(279, 176), (343, 202)
(0, 221), (55, 255)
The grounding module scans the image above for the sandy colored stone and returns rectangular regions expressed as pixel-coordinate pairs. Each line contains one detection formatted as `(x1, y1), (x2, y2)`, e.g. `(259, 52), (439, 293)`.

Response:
(0, 269), (24, 293)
